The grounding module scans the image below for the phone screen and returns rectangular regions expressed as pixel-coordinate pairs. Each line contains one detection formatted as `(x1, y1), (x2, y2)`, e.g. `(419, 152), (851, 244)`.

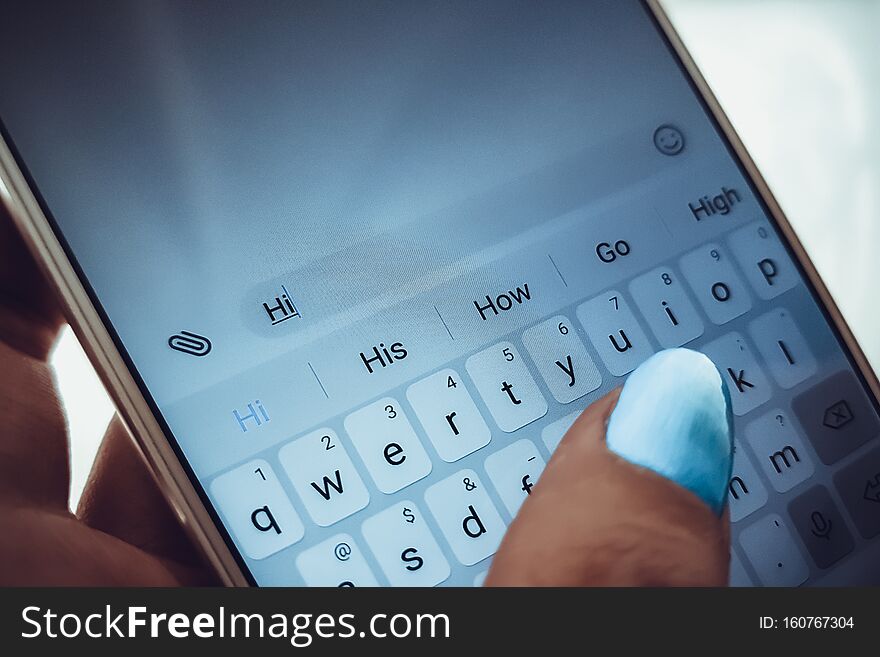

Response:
(2, 1), (879, 586)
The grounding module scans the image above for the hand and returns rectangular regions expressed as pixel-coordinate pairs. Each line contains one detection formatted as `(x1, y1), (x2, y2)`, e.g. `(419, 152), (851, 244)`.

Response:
(0, 206), (728, 586)
(0, 207), (212, 585)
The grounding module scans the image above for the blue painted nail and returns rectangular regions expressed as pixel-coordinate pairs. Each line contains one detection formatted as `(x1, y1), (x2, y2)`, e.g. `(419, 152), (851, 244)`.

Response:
(605, 348), (734, 515)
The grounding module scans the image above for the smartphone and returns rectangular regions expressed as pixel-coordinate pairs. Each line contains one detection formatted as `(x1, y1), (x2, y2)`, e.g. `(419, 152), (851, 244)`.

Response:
(2, 0), (879, 587)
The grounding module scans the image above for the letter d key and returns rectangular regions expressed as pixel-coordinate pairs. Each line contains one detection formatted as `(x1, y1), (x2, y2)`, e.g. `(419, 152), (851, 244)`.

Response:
(425, 470), (506, 566)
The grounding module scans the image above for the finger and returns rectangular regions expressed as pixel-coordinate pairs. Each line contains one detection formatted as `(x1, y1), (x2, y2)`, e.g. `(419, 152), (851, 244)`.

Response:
(546, 387), (621, 458)
(0, 339), (69, 509)
(0, 210), (68, 508)
(486, 349), (733, 586)
(77, 415), (212, 575)
(1, 505), (209, 586)
(0, 207), (64, 360)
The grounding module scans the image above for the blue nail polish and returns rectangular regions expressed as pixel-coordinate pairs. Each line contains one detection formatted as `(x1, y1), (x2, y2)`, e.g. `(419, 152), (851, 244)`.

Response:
(605, 348), (734, 515)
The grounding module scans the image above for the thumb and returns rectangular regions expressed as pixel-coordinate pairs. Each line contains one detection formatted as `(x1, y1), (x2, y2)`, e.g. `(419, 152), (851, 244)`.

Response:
(486, 348), (733, 586)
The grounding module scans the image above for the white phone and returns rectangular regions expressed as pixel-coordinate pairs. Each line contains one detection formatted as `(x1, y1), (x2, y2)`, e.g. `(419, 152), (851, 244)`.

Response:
(2, 0), (879, 586)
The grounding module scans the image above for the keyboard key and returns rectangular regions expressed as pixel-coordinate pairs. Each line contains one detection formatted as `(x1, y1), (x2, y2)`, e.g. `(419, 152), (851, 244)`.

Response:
(728, 221), (799, 300)
(787, 485), (854, 569)
(295, 533), (379, 587)
(748, 308), (817, 390)
(629, 266), (704, 348)
(576, 290), (653, 376)
(738, 514), (809, 586)
(729, 551), (753, 587)
(541, 410), (580, 453)
(424, 469), (506, 566)
(521, 315), (601, 404)
(343, 397), (432, 494)
(473, 570), (488, 587)
(679, 243), (752, 325)
(465, 342), (548, 432)
(745, 409), (814, 493)
(701, 332), (771, 416)
(728, 441), (768, 522)
(484, 439), (546, 517)
(791, 371), (879, 465)
(278, 428), (370, 527)
(833, 446), (880, 538)
(210, 459), (305, 560)
(407, 368), (491, 462)
(361, 501), (451, 587)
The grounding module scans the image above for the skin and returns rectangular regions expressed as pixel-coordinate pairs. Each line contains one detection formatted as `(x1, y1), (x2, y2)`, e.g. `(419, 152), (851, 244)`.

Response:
(486, 389), (730, 586)
(0, 206), (728, 586)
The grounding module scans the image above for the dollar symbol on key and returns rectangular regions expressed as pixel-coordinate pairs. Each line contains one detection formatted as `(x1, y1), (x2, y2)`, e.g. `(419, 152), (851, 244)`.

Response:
(402, 507), (415, 523)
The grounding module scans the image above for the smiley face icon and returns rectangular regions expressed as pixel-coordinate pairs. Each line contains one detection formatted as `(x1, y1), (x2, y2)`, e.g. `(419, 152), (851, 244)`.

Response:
(653, 124), (685, 156)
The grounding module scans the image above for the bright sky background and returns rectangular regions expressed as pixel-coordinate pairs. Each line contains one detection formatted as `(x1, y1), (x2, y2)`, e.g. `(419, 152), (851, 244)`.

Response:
(50, 0), (880, 510)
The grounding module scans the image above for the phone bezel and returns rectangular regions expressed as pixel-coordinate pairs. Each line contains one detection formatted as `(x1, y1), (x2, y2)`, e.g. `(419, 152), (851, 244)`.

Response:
(1, 0), (877, 587)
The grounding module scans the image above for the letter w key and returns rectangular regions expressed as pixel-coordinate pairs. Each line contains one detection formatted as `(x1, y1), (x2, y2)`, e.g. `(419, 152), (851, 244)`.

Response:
(311, 469), (345, 500)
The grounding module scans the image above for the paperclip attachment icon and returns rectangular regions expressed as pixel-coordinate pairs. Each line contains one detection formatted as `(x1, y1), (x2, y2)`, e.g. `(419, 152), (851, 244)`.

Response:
(168, 331), (212, 357)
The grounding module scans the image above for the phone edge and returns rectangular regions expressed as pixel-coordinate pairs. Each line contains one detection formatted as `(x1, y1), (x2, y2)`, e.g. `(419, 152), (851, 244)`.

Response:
(0, 139), (249, 587)
(646, 0), (880, 406)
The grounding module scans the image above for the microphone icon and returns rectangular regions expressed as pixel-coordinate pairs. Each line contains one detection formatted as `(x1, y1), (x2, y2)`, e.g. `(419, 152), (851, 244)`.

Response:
(810, 511), (832, 540)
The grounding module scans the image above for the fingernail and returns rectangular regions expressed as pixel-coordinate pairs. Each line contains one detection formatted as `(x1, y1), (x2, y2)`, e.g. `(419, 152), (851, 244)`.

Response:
(605, 348), (734, 515)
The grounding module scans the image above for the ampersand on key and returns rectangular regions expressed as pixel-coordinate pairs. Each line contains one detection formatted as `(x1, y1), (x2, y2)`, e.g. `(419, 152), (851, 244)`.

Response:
(463, 477), (477, 491)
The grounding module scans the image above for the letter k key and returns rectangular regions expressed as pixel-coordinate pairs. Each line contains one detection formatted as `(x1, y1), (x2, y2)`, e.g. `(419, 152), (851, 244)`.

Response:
(727, 367), (754, 393)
